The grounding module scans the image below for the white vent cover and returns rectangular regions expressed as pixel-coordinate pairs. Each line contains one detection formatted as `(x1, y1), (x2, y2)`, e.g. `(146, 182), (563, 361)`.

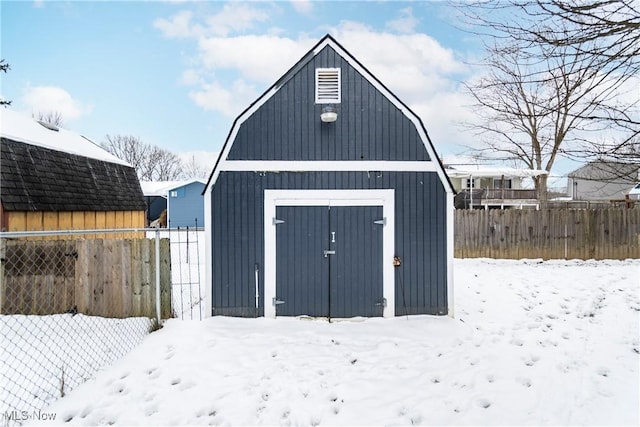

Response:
(315, 68), (341, 104)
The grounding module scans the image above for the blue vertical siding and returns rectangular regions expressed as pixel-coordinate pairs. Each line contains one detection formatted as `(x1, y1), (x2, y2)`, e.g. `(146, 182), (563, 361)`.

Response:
(228, 46), (430, 162)
(209, 38), (450, 318)
(167, 181), (205, 228)
(210, 171), (448, 317)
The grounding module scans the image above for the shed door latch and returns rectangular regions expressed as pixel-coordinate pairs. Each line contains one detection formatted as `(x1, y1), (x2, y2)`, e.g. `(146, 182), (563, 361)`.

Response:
(323, 250), (336, 258)
(272, 297), (285, 306)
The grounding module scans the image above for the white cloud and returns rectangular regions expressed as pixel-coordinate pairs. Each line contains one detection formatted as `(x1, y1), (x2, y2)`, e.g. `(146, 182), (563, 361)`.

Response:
(154, 10), (202, 39)
(155, 4), (270, 39)
(189, 79), (259, 117)
(410, 90), (478, 153)
(290, 0), (313, 15)
(179, 69), (204, 86)
(22, 85), (93, 121)
(204, 3), (270, 37)
(385, 7), (419, 34)
(197, 35), (311, 83)
(155, 10), (475, 151)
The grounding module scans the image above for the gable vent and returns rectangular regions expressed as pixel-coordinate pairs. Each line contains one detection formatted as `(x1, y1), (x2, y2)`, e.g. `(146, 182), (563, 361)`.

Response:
(315, 68), (341, 104)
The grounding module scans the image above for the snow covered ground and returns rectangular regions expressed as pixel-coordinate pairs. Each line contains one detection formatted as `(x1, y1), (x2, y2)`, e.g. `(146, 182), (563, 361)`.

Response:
(21, 258), (640, 426)
(0, 315), (153, 424)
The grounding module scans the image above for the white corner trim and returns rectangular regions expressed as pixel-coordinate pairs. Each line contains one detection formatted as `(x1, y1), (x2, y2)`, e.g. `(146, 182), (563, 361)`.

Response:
(219, 160), (437, 172)
(203, 184), (213, 318)
(446, 192), (454, 318)
(263, 189), (395, 319)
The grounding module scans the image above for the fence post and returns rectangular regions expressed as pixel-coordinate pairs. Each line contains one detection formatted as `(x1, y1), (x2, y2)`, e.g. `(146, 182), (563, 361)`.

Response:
(155, 228), (161, 325)
(564, 223), (568, 260)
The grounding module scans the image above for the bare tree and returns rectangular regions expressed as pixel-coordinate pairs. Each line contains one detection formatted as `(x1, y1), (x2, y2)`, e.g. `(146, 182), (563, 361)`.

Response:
(457, 0), (639, 200)
(1, 59), (11, 107)
(33, 111), (65, 128)
(182, 154), (209, 180)
(149, 148), (185, 181)
(504, 0), (639, 160)
(101, 134), (184, 181)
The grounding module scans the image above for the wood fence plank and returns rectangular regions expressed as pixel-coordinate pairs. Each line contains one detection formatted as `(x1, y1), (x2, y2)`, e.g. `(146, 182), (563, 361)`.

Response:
(130, 238), (143, 317)
(141, 239), (153, 318)
(121, 240), (133, 318)
(454, 208), (640, 260)
(92, 240), (105, 316)
(2, 237), (172, 318)
(160, 238), (172, 319)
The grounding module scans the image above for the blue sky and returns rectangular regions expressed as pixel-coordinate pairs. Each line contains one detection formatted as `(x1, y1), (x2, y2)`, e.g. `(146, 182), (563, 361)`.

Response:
(22, 0), (611, 188)
(2, 0), (484, 168)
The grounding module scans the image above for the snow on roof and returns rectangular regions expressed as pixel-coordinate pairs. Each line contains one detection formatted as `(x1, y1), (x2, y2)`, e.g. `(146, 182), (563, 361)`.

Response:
(140, 181), (181, 197)
(140, 179), (206, 197)
(445, 164), (548, 178)
(0, 108), (130, 166)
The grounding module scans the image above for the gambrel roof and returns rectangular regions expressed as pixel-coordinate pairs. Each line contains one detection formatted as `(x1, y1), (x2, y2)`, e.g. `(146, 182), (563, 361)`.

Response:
(204, 34), (454, 194)
(1, 110), (145, 212)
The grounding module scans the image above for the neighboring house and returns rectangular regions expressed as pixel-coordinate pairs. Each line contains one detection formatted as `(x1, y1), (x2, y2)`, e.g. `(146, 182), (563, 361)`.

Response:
(165, 180), (205, 228)
(567, 160), (640, 202)
(446, 164), (548, 209)
(0, 109), (146, 232)
(140, 181), (170, 226)
(204, 34), (455, 319)
(140, 179), (205, 228)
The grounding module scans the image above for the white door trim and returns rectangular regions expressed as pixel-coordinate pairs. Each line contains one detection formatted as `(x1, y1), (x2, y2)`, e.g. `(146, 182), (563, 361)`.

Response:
(264, 189), (395, 318)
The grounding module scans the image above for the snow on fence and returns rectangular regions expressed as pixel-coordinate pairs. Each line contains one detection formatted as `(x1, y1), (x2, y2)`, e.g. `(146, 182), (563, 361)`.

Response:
(455, 208), (640, 260)
(0, 228), (184, 426)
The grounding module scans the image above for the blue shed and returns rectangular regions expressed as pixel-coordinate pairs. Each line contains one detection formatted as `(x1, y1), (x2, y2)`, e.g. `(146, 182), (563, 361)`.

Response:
(166, 179), (205, 228)
(203, 35), (454, 319)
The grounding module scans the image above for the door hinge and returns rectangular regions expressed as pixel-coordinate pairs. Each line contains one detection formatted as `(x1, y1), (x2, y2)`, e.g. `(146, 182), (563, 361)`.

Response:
(272, 218), (285, 225)
(272, 297), (285, 306)
(374, 218), (386, 226)
(375, 298), (387, 308)
(323, 249), (336, 258)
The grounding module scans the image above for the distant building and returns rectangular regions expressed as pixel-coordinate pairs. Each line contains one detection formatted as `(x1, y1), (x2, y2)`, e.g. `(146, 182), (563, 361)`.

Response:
(0, 109), (145, 232)
(567, 161), (639, 201)
(445, 164), (547, 209)
(140, 179), (205, 228)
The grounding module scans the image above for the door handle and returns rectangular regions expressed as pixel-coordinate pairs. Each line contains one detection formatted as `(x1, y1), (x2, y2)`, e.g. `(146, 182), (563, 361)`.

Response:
(323, 250), (336, 258)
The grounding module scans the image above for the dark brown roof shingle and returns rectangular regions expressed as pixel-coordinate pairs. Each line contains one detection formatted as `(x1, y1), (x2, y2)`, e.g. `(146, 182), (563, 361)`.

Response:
(1, 137), (146, 212)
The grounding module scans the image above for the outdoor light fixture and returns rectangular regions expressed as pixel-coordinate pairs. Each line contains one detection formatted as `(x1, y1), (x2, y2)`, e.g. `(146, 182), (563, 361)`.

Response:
(320, 105), (338, 123)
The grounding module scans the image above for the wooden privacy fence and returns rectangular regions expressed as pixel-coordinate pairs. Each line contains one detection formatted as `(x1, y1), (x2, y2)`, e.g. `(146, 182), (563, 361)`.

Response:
(0, 238), (172, 318)
(455, 208), (640, 260)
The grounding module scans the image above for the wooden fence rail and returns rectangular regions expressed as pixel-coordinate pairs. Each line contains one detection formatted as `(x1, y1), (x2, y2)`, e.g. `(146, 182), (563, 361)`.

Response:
(455, 208), (640, 260)
(0, 238), (172, 318)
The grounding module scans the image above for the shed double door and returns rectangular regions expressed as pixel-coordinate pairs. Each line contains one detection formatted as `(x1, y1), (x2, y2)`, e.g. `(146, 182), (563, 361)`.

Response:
(275, 205), (383, 318)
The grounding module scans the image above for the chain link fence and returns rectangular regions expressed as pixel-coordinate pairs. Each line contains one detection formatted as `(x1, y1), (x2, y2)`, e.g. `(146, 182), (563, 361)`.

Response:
(0, 228), (184, 426)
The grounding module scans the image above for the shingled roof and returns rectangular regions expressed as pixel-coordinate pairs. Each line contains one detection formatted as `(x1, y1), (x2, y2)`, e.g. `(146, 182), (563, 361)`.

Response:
(1, 111), (145, 212)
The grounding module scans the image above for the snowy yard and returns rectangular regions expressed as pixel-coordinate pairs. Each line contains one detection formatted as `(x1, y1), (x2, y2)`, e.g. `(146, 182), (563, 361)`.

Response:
(24, 258), (640, 426)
